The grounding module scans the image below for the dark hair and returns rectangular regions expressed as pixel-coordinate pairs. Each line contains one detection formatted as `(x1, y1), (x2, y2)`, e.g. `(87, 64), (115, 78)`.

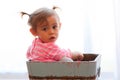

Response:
(21, 6), (60, 30)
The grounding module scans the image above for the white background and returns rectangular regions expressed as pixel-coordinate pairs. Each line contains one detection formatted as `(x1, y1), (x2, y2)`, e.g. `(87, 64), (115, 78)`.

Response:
(0, 0), (119, 79)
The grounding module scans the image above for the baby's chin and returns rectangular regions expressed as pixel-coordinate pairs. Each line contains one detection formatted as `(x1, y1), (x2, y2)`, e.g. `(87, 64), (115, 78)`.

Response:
(48, 39), (57, 43)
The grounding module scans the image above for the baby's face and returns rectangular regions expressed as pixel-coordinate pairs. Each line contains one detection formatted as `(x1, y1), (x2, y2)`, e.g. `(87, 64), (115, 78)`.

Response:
(36, 15), (61, 43)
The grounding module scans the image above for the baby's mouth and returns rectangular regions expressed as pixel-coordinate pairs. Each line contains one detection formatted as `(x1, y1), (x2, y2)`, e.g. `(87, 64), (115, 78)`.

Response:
(49, 36), (56, 41)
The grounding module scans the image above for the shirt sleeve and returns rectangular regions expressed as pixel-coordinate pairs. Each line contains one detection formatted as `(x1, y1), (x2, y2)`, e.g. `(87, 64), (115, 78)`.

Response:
(53, 48), (72, 61)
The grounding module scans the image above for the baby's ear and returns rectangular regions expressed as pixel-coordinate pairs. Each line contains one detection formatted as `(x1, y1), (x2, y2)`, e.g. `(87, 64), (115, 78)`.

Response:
(30, 28), (37, 36)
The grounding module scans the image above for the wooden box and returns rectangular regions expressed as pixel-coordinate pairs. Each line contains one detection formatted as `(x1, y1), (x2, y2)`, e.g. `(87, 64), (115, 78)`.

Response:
(27, 54), (101, 80)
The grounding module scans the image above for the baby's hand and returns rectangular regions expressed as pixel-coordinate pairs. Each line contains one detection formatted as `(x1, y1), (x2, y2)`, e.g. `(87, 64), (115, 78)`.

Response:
(71, 52), (84, 61)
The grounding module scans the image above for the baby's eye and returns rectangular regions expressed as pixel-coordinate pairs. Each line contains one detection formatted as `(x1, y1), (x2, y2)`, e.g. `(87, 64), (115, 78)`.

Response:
(41, 27), (47, 31)
(52, 25), (58, 29)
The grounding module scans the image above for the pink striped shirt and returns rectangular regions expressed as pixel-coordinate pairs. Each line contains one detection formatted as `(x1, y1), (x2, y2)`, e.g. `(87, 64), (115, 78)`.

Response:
(27, 38), (72, 62)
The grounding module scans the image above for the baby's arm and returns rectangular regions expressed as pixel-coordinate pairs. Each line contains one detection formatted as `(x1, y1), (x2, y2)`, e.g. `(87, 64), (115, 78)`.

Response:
(71, 51), (84, 61)
(60, 57), (73, 62)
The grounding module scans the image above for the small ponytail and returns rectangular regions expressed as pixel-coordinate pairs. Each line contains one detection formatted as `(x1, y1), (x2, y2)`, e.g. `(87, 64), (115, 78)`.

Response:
(20, 12), (30, 18)
(52, 6), (60, 10)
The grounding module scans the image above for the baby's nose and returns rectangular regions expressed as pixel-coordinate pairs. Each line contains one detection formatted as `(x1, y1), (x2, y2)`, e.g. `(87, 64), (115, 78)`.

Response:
(49, 28), (54, 34)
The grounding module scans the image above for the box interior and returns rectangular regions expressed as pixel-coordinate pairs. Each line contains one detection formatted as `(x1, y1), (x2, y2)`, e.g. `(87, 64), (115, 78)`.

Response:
(82, 54), (98, 61)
